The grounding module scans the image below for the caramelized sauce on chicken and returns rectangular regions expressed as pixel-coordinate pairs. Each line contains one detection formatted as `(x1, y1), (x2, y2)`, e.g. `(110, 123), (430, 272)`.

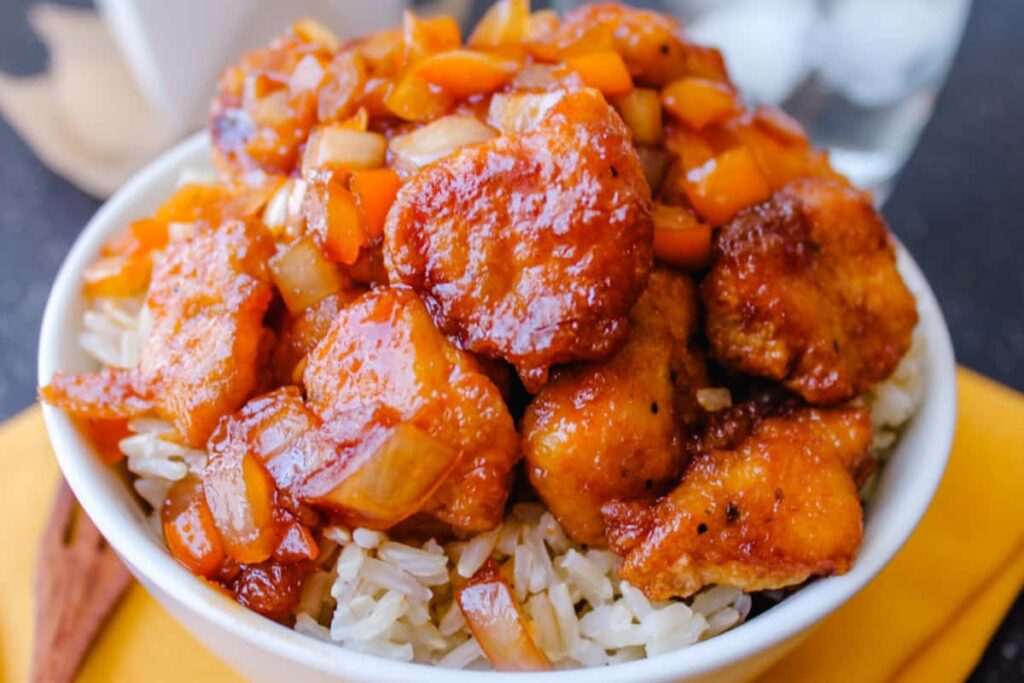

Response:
(40, 1), (920, 642)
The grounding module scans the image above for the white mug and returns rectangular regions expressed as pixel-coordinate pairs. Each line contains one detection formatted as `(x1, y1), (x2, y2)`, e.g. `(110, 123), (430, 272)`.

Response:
(94, 0), (472, 137)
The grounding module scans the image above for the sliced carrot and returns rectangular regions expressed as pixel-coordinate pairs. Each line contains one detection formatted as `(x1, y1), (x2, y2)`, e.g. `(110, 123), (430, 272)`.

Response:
(651, 203), (713, 270)
(684, 146), (772, 225)
(662, 77), (740, 130)
(567, 51), (633, 96)
(385, 72), (452, 122)
(412, 49), (518, 99)
(351, 168), (403, 240)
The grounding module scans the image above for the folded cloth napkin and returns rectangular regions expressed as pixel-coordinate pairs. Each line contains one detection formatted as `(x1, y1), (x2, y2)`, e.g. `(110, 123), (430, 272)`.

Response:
(1, 368), (1021, 682)
(0, 4), (173, 199)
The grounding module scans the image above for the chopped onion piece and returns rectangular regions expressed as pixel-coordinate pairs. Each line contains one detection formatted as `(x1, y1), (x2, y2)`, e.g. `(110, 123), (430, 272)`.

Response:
(487, 91), (564, 133)
(303, 124), (387, 174)
(697, 387), (732, 412)
(251, 90), (291, 127)
(312, 423), (460, 529)
(269, 236), (346, 313)
(456, 560), (551, 671)
(262, 179), (293, 235)
(389, 115), (497, 175)
(202, 447), (279, 564)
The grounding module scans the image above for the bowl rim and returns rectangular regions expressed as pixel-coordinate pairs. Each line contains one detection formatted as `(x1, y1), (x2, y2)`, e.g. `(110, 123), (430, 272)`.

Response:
(38, 131), (958, 682)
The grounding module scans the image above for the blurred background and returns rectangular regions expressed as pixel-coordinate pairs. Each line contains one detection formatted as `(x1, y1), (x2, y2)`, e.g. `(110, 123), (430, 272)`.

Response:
(0, 0), (1020, 679)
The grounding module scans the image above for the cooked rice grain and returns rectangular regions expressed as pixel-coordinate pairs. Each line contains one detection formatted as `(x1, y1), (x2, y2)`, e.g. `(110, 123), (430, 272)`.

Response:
(75, 288), (927, 669)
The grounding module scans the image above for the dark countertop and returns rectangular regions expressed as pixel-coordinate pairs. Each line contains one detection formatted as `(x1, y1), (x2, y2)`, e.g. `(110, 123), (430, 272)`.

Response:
(1, 0), (1020, 679)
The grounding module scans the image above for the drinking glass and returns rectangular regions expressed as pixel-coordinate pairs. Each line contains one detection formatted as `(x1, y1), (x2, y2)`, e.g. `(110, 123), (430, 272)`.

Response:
(552, 0), (973, 200)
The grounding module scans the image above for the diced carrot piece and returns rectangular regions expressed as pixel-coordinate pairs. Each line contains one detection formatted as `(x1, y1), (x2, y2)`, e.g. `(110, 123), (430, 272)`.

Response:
(351, 168), (403, 240)
(567, 51), (633, 96)
(612, 88), (663, 145)
(412, 49), (518, 99)
(355, 28), (403, 74)
(324, 186), (367, 265)
(82, 254), (152, 298)
(662, 77), (740, 130)
(303, 172), (369, 265)
(651, 203), (713, 270)
(337, 107), (369, 132)
(468, 0), (529, 48)
(317, 51), (366, 123)
(457, 559), (551, 671)
(102, 218), (169, 257)
(752, 106), (808, 144)
(684, 146), (772, 225)
(400, 12), (462, 69)
(84, 217), (171, 296)
(384, 72), (452, 122)
(728, 112), (847, 189)
(557, 23), (616, 58)
(269, 236), (346, 313)
(162, 475), (226, 578)
(154, 182), (274, 226)
(524, 9), (560, 60)
(291, 18), (339, 51)
(81, 417), (131, 465)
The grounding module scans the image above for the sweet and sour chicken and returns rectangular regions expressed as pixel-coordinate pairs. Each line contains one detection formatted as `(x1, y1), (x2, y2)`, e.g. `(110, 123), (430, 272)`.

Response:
(604, 401), (873, 599)
(41, 0), (920, 632)
(523, 269), (707, 546)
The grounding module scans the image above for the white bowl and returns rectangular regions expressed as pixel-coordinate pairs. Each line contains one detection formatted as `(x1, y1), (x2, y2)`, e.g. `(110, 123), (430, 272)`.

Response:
(38, 131), (957, 683)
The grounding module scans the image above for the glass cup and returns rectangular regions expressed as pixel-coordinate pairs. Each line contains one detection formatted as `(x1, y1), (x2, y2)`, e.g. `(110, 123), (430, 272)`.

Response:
(552, 0), (973, 200)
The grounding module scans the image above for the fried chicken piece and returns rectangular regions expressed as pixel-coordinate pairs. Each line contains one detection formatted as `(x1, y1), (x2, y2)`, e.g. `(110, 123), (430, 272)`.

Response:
(270, 292), (360, 385)
(302, 287), (520, 533)
(604, 402), (872, 599)
(42, 221), (275, 447)
(384, 88), (653, 391)
(557, 4), (730, 87)
(702, 179), (918, 404)
(139, 221), (276, 445)
(523, 269), (708, 546)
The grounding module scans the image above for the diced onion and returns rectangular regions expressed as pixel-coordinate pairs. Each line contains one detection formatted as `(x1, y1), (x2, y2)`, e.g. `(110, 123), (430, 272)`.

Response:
(389, 115), (497, 175)
(312, 423), (460, 529)
(289, 54), (326, 93)
(203, 448), (279, 565)
(456, 560), (551, 671)
(303, 124), (387, 173)
(261, 179), (293, 235)
(269, 236), (346, 313)
(697, 387), (733, 412)
(251, 90), (291, 127)
(487, 91), (564, 133)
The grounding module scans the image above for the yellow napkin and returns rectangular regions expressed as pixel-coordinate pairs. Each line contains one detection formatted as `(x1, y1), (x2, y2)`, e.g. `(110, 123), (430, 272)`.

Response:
(1, 368), (1022, 682)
